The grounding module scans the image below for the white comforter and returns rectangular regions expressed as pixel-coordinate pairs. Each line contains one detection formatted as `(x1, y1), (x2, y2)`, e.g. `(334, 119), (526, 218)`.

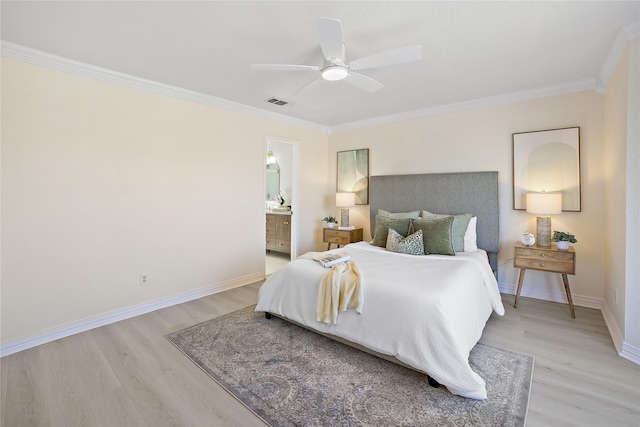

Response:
(255, 242), (505, 399)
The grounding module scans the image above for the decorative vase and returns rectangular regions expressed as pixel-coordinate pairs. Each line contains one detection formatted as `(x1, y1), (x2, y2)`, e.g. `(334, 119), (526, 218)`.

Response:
(327, 222), (336, 229)
(556, 241), (570, 250)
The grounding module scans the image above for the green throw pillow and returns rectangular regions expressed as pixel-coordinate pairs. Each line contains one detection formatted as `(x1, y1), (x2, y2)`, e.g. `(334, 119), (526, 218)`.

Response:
(386, 229), (425, 255)
(420, 211), (473, 253)
(371, 216), (412, 247)
(411, 217), (455, 255)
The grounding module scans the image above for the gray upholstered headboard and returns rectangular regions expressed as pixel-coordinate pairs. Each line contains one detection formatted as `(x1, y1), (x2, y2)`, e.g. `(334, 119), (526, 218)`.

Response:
(369, 172), (500, 274)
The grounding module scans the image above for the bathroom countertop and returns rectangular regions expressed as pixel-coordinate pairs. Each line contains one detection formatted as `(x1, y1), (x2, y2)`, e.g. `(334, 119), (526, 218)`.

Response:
(266, 210), (292, 215)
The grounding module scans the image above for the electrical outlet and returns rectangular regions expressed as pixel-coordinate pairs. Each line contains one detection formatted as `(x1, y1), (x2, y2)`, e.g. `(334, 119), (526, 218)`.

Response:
(615, 288), (619, 304)
(140, 274), (149, 286)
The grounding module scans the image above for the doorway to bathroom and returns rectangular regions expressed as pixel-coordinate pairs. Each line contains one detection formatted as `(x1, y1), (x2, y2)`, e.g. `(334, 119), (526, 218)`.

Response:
(265, 137), (297, 276)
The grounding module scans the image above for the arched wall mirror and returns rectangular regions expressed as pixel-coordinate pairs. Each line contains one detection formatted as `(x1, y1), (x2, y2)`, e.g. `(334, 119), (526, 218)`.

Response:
(266, 151), (280, 201)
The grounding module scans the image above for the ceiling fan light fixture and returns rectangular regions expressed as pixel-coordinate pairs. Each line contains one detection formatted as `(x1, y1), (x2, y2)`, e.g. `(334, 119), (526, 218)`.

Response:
(322, 65), (349, 81)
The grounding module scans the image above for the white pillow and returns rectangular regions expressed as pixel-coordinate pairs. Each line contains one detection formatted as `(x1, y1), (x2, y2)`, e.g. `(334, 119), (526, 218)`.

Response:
(463, 217), (478, 252)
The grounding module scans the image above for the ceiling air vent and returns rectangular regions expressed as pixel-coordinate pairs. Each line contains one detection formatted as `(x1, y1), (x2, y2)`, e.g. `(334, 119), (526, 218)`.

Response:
(265, 97), (289, 107)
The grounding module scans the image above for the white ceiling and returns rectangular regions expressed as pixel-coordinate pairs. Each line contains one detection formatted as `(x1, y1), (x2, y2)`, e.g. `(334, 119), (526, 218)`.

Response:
(2, 1), (639, 131)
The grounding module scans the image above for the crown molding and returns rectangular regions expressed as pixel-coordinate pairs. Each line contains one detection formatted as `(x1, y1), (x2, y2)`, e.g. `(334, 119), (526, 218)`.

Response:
(2, 32), (632, 137)
(329, 78), (596, 134)
(596, 20), (639, 93)
(0, 41), (329, 134)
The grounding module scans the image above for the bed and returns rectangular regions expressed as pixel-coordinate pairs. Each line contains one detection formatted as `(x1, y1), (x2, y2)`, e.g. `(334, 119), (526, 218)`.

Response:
(255, 172), (504, 400)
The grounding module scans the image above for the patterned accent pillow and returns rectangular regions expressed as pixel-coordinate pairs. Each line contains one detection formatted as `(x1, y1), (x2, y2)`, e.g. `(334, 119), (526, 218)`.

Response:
(386, 229), (425, 255)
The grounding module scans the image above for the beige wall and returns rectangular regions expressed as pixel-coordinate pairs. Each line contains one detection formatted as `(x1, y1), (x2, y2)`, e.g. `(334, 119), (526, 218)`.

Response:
(329, 91), (607, 304)
(1, 58), (328, 344)
(603, 38), (640, 352)
(625, 39), (640, 351)
(2, 43), (637, 357)
(603, 42), (630, 338)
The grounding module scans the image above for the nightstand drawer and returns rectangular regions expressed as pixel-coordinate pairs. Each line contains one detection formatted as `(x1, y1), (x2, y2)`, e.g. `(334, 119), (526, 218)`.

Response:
(515, 247), (574, 262)
(514, 257), (574, 274)
(324, 230), (351, 244)
(514, 244), (575, 275)
(322, 228), (363, 249)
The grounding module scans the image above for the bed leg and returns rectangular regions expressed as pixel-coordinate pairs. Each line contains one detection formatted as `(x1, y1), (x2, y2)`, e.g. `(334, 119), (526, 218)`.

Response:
(427, 375), (440, 388)
(265, 312), (272, 319)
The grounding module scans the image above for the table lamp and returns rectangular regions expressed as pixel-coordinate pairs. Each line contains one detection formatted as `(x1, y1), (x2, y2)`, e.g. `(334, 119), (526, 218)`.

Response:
(526, 192), (562, 246)
(336, 192), (356, 230)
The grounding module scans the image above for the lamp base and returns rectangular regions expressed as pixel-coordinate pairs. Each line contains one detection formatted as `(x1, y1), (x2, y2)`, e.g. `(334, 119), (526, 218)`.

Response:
(536, 216), (552, 246)
(340, 208), (350, 228)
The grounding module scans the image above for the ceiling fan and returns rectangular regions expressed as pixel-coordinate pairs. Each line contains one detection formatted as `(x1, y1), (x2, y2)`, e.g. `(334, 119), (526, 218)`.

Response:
(251, 17), (422, 97)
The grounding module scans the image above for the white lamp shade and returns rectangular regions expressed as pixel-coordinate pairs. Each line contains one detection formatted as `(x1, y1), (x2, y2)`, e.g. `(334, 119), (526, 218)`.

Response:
(526, 192), (562, 215)
(336, 192), (356, 207)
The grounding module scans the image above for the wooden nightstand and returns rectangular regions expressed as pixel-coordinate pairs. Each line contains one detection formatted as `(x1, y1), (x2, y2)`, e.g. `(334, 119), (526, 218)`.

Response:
(323, 228), (363, 250)
(514, 242), (577, 318)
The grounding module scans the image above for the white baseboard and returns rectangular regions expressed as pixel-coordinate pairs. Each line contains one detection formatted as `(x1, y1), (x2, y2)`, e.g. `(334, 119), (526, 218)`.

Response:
(6, 276), (638, 367)
(601, 300), (640, 365)
(601, 299), (625, 353)
(621, 342), (640, 365)
(498, 281), (603, 309)
(0, 273), (264, 358)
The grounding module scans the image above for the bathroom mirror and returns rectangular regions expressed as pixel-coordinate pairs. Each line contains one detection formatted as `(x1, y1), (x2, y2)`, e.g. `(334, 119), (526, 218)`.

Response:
(266, 162), (280, 201)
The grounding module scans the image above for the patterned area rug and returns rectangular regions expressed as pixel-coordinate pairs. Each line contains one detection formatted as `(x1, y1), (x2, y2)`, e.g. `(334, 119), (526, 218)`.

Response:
(166, 306), (533, 427)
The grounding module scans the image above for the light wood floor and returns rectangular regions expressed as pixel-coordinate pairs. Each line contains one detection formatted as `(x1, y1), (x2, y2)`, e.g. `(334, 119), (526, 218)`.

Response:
(2, 283), (639, 427)
(265, 251), (290, 276)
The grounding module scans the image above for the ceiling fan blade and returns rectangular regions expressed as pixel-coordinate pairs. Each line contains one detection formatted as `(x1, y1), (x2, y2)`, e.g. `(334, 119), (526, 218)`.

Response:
(290, 76), (324, 99)
(251, 64), (321, 72)
(318, 17), (344, 61)
(344, 72), (384, 93)
(349, 45), (422, 71)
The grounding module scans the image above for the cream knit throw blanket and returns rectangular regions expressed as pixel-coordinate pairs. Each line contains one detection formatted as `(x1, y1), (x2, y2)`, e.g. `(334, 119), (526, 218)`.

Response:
(299, 252), (364, 324)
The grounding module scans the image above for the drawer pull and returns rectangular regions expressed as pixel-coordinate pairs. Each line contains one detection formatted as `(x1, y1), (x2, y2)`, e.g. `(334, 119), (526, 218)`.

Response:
(283, 221), (289, 225)
(539, 263), (545, 267)
(540, 253), (546, 257)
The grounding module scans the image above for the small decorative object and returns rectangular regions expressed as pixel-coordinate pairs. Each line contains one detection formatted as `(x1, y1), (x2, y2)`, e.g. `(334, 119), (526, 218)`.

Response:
(553, 231), (577, 251)
(521, 232), (535, 246)
(322, 215), (337, 229)
(274, 191), (285, 206)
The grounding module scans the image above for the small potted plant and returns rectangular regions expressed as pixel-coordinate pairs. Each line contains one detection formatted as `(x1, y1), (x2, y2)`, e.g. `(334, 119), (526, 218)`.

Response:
(322, 215), (337, 229)
(553, 231), (577, 251)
